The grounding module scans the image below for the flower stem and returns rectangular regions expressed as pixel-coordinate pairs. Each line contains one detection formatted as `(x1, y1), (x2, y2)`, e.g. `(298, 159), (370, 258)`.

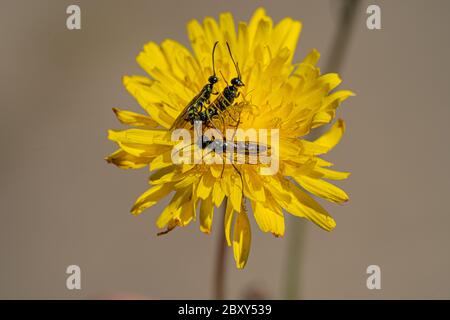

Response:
(325, 0), (362, 74)
(284, 218), (307, 299)
(283, 0), (361, 300)
(213, 203), (227, 300)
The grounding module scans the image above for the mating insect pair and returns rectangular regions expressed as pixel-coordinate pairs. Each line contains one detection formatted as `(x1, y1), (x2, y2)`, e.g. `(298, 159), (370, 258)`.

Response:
(169, 41), (245, 134)
(158, 42), (261, 236)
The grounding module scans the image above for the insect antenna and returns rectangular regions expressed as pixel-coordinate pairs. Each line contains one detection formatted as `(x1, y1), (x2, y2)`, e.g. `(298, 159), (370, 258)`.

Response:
(211, 41), (219, 77)
(226, 42), (241, 79)
(219, 70), (229, 86)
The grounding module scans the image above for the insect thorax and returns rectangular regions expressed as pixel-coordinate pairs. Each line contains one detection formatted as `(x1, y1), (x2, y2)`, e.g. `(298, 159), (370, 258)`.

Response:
(223, 86), (237, 102)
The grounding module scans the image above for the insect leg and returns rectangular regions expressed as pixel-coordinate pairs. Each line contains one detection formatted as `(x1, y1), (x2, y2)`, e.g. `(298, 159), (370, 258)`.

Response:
(231, 162), (245, 204)
(221, 106), (240, 127)
(215, 111), (227, 136)
(172, 138), (201, 163)
(229, 104), (243, 142)
(219, 149), (228, 178)
(221, 106), (242, 177)
(205, 109), (225, 140)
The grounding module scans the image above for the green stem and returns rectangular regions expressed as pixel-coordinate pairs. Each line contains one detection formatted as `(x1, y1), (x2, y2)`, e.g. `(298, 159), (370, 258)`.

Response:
(213, 204), (227, 299)
(325, 0), (362, 74)
(284, 218), (307, 299)
(283, 0), (361, 300)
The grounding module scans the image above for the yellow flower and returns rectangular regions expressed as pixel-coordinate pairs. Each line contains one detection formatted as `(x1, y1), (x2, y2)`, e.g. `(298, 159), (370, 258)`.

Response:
(106, 7), (354, 269)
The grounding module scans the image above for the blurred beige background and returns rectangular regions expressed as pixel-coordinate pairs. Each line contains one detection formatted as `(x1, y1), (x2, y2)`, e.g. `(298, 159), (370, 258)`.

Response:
(1, 0), (449, 299)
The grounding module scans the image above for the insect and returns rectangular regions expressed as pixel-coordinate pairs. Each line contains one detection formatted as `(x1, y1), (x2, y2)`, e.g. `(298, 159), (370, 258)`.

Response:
(172, 134), (270, 166)
(203, 42), (245, 132)
(201, 137), (269, 158)
(204, 135), (270, 217)
(202, 135), (270, 174)
(164, 107), (270, 238)
(169, 41), (220, 131)
(176, 130), (270, 188)
(159, 135), (268, 236)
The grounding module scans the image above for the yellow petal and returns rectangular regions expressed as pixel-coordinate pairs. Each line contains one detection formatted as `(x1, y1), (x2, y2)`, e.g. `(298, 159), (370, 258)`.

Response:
(289, 49), (320, 91)
(243, 169), (265, 202)
(173, 173), (199, 189)
(137, 55), (192, 103)
(117, 141), (170, 158)
(286, 181), (336, 231)
(295, 175), (349, 204)
(236, 22), (249, 67)
(233, 204), (251, 269)
(187, 19), (209, 64)
(112, 108), (159, 127)
(124, 76), (181, 116)
(197, 171), (214, 200)
(282, 159), (316, 177)
(303, 48), (321, 66)
(248, 7), (268, 48)
(131, 183), (173, 215)
(156, 187), (190, 228)
(173, 192), (196, 227)
(160, 39), (197, 85)
(108, 128), (173, 146)
(264, 176), (335, 231)
(313, 119), (345, 153)
(318, 73), (342, 92)
(137, 41), (168, 74)
(212, 181), (225, 208)
(224, 198), (234, 246)
(149, 166), (182, 185)
(149, 150), (175, 171)
(229, 174), (243, 213)
(203, 17), (223, 54)
(314, 167), (351, 180)
(260, 47), (291, 87)
(323, 90), (355, 112)
(312, 91), (354, 128)
(122, 76), (174, 128)
(210, 165), (224, 178)
(263, 176), (292, 207)
(252, 201), (284, 237)
(312, 111), (333, 128)
(271, 18), (302, 62)
(105, 149), (150, 169)
(252, 17), (273, 56)
(219, 12), (237, 48)
(200, 196), (214, 234)
(316, 158), (334, 167)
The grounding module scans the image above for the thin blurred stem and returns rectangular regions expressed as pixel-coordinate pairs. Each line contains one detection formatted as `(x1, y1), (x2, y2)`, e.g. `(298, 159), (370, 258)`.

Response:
(284, 218), (307, 299)
(213, 204), (227, 299)
(325, 0), (361, 74)
(283, 0), (361, 300)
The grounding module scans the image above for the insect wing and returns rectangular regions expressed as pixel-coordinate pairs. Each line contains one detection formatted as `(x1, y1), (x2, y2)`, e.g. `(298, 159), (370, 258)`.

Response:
(169, 93), (202, 131)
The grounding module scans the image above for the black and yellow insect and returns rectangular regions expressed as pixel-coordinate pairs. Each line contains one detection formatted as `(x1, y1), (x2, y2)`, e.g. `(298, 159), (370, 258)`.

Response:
(203, 42), (245, 131)
(169, 41), (220, 131)
(201, 138), (269, 159)
(171, 42), (245, 134)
